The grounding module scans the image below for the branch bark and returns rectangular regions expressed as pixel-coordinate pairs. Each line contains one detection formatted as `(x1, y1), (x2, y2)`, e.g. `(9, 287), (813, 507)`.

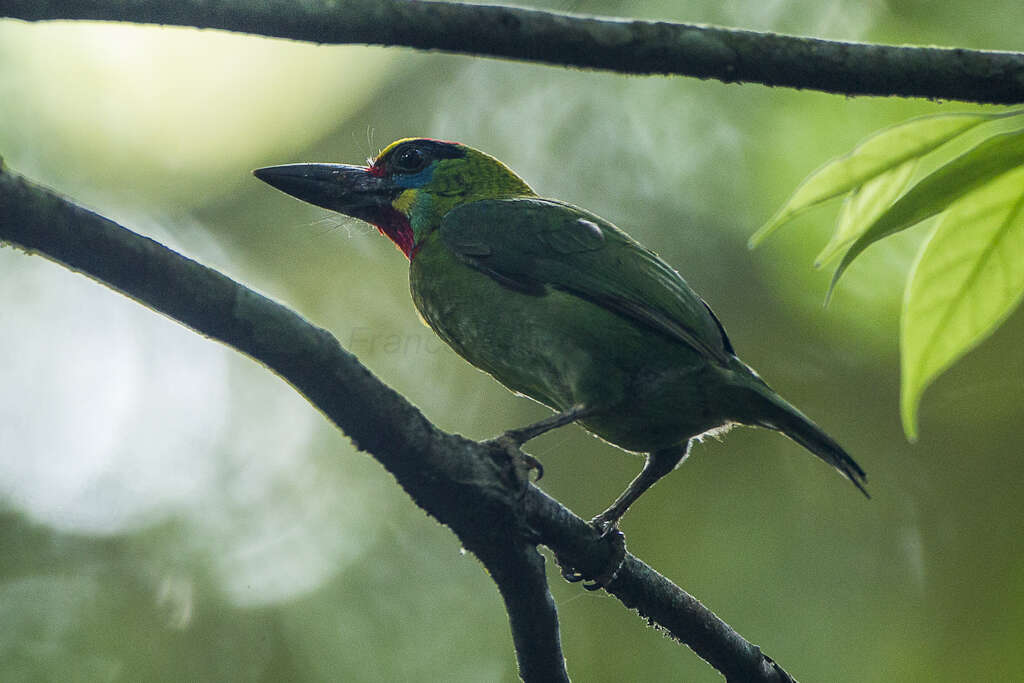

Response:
(2, 0), (1022, 104)
(0, 162), (796, 681)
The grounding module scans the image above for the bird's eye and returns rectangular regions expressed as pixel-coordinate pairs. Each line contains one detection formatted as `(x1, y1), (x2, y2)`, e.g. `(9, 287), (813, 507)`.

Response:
(392, 146), (428, 174)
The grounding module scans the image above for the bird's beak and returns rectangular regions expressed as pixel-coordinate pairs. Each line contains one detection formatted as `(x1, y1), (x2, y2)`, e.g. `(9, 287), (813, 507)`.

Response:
(252, 163), (397, 221)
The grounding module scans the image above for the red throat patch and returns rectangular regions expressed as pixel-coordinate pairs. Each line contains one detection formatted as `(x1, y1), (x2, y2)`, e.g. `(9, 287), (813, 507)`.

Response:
(374, 207), (416, 259)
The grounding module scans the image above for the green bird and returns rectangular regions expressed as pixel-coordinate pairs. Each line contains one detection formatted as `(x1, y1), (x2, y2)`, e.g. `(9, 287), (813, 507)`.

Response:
(254, 138), (868, 531)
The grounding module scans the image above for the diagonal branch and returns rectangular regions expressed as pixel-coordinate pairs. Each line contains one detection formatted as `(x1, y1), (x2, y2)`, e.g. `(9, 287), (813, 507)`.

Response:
(2, 0), (1022, 104)
(0, 163), (796, 681)
(0, 160), (568, 682)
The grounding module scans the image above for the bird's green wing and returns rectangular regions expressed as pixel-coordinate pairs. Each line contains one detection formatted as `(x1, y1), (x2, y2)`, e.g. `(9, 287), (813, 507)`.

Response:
(439, 198), (734, 365)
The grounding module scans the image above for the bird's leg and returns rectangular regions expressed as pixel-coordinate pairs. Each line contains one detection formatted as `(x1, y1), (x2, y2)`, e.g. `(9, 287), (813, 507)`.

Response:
(502, 403), (595, 447)
(591, 442), (690, 534)
(560, 443), (690, 591)
(487, 404), (595, 482)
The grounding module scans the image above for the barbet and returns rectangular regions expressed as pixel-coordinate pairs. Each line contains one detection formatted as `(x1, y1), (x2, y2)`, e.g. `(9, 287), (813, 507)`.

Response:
(254, 138), (868, 531)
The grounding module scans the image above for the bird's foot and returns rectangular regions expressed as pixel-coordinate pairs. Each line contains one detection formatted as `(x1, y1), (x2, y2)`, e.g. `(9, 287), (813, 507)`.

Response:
(557, 525), (626, 592)
(589, 512), (621, 538)
(484, 433), (544, 491)
(518, 452), (544, 483)
(484, 405), (595, 486)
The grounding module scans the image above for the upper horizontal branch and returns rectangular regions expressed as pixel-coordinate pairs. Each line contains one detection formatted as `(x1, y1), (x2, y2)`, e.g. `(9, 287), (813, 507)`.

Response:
(4, 0), (1023, 104)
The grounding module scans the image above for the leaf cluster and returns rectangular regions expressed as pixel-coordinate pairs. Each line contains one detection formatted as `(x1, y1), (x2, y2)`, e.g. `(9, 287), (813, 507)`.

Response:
(751, 110), (1024, 438)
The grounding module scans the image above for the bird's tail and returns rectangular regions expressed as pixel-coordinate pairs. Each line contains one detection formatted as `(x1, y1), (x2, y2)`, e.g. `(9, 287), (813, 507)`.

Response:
(733, 372), (869, 498)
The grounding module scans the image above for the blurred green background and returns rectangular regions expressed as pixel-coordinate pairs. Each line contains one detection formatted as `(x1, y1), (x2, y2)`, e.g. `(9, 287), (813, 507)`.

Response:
(2, 2), (1022, 681)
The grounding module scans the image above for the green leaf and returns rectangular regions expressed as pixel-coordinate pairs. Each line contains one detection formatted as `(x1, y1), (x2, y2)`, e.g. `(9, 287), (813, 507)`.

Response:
(749, 112), (1001, 248)
(815, 159), (918, 267)
(900, 165), (1024, 440)
(828, 129), (1024, 301)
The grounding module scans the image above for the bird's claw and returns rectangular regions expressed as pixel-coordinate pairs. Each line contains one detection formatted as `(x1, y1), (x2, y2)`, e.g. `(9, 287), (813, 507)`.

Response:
(484, 434), (544, 491)
(520, 453), (544, 482)
(559, 563), (586, 584)
(555, 525), (626, 592)
(589, 513), (619, 539)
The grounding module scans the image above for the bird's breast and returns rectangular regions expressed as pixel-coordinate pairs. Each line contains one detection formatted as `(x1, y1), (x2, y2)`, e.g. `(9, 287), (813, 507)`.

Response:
(407, 236), (728, 450)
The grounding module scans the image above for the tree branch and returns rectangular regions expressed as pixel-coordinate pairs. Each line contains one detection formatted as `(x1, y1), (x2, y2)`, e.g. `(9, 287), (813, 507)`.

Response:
(0, 162), (795, 681)
(526, 490), (797, 683)
(3, 0), (1022, 105)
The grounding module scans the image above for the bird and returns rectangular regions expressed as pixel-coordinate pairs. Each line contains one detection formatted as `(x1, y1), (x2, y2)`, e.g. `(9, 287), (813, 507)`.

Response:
(254, 138), (868, 533)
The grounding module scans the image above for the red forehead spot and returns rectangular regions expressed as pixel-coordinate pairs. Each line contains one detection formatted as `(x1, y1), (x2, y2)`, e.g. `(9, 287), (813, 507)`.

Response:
(367, 163), (385, 178)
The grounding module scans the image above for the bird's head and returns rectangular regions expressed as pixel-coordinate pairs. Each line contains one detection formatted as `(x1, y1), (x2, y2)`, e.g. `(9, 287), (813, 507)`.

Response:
(254, 138), (535, 259)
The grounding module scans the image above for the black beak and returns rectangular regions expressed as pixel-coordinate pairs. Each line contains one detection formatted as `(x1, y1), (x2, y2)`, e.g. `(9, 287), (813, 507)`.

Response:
(252, 163), (396, 220)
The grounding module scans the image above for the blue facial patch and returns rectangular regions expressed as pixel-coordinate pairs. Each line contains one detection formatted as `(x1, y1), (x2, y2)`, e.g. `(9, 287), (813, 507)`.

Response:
(394, 163), (437, 189)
